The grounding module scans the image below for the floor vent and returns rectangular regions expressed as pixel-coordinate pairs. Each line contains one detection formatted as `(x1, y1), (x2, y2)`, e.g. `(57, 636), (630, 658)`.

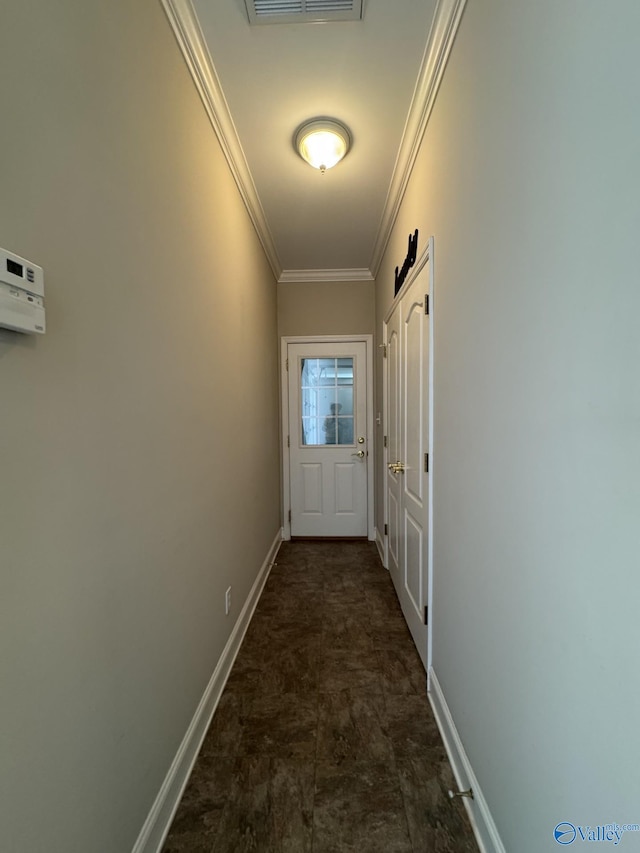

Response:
(245, 0), (364, 25)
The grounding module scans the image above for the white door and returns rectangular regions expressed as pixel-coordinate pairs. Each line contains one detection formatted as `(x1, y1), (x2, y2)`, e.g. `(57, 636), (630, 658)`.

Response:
(288, 341), (368, 537)
(386, 312), (402, 596)
(385, 257), (431, 669)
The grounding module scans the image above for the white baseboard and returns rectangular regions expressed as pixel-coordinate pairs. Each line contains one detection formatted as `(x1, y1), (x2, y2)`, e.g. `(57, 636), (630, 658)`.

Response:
(428, 668), (505, 853)
(131, 529), (283, 853)
(375, 526), (387, 567)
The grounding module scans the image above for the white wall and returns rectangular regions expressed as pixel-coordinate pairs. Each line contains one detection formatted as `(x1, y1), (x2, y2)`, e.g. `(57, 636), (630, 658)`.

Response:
(278, 279), (375, 338)
(0, 2), (280, 851)
(375, 1), (640, 850)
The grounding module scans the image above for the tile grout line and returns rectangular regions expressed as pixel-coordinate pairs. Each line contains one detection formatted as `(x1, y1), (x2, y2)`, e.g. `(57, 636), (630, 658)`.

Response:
(309, 558), (326, 853)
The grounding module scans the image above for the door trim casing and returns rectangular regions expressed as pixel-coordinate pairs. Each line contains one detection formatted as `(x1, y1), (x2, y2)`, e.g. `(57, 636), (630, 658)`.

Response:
(281, 335), (375, 541)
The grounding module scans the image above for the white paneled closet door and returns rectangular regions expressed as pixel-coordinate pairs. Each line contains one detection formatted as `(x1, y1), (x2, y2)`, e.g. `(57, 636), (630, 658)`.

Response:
(385, 244), (432, 670)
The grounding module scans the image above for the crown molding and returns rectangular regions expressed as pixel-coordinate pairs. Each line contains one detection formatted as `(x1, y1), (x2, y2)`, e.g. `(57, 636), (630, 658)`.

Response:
(278, 268), (374, 284)
(368, 0), (468, 278)
(160, 0), (282, 281)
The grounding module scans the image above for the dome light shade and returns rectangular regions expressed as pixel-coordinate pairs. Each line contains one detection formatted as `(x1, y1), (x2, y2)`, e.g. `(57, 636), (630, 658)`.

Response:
(295, 118), (351, 173)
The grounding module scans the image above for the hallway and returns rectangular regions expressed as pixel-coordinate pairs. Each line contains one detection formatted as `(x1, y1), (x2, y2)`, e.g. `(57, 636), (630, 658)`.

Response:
(162, 540), (478, 852)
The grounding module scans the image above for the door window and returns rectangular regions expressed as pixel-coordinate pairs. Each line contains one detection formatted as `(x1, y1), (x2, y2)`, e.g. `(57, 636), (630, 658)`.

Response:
(300, 357), (354, 445)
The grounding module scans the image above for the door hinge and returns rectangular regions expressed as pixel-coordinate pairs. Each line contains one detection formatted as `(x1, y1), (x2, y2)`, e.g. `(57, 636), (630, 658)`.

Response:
(288, 509), (291, 523)
(285, 357), (289, 371)
(380, 343), (387, 358)
(384, 523), (388, 536)
(425, 295), (429, 315)
(383, 435), (388, 448)
(424, 605), (429, 625)
(424, 452), (429, 473)
(287, 435), (290, 448)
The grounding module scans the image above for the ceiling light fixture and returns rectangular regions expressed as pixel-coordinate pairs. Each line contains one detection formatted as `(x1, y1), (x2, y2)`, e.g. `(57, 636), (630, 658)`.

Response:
(294, 118), (351, 174)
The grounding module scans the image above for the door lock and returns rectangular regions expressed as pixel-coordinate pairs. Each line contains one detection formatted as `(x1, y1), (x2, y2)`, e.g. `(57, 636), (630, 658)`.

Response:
(387, 461), (405, 474)
(357, 436), (365, 444)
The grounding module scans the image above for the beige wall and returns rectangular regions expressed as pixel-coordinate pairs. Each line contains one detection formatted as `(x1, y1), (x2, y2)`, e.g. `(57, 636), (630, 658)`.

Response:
(278, 280), (374, 338)
(0, 2), (280, 851)
(375, 1), (640, 850)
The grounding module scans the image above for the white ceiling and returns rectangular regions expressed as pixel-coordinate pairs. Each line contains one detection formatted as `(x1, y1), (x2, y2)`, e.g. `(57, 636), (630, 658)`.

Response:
(167, 0), (442, 279)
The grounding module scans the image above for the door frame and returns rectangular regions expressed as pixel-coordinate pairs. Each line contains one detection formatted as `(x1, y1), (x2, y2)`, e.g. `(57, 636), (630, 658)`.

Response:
(281, 334), (375, 541)
(382, 236), (434, 677)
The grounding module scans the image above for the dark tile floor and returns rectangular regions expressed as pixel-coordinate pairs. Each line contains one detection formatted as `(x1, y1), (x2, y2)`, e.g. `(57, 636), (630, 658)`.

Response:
(163, 540), (478, 853)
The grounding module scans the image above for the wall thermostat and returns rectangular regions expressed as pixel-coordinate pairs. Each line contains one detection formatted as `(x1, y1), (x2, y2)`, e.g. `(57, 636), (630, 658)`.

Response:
(0, 247), (45, 334)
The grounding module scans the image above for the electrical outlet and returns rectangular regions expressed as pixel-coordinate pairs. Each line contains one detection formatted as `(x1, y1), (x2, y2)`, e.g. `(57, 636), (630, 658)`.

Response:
(225, 586), (231, 615)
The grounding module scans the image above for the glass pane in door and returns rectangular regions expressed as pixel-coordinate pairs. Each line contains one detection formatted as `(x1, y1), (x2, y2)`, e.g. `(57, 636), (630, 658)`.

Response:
(300, 357), (354, 445)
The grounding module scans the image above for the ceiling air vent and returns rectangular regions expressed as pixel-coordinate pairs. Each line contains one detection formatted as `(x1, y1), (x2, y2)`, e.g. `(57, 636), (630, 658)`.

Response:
(245, 0), (364, 25)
